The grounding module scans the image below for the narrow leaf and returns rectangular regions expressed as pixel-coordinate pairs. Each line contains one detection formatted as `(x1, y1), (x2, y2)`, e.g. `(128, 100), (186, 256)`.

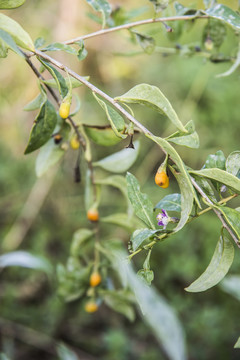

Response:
(24, 87), (47, 111)
(38, 58), (68, 98)
(190, 168), (240, 194)
(84, 125), (122, 146)
(85, 0), (112, 28)
(185, 235), (234, 292)
(41, 42), (77, 54)
(0, 251), (52, 274)
(234, 337), (240, 349)
(43, 76), (89, 89)
(57, 343), (79, 360)
(115, 84), (187, 132)
(0, 0), (25, 8)
(115, 255), (187, 360)
(126, 172), (155, 229)
(0, 29), (24, 57)
(101, 213), (140, 231)
(203, 150), (226, 170)
(220, 275), (240, 302)
(93, 140), (140, 173)
(70, 229), (94, 257)
(169, 166), (193, 232)
(217, 49), (240, 78)
(226, 151), (240, 178)
(0, 13), (34, 51)
(131, 228), (159, 251)
(167, 120), (199, 148)
(24, 100), (57, 154)
(204, 4), (240, 31)
(93, 93), (126, 139)
(102, 290), (135, 321)
(155, 193), (181, 212)
(216, 206), (240, 241)
(133, 30), (155, 55)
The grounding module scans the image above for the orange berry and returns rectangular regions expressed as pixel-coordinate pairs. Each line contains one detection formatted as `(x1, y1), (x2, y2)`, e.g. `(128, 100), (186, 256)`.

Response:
(59, 102), (70, 119)
(85, 301), (98, 313)
(90, 272), (102, 287)
(155, 171), (169, 188)
(87, 209), (99, 222)
(70, 136), (80, 150)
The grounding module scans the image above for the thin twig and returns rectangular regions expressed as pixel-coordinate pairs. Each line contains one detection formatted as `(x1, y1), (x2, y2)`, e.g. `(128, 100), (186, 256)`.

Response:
(191, 177), (240, 248)
(63, 14), (208, 45)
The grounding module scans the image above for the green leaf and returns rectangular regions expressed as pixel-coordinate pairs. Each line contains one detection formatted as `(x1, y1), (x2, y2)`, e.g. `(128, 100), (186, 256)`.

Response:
(155, 193), (181, 212)
(0, 251), (52, 274)
(0, 13), (34, 51)
(203, 150), (226, 170)
(234, 337), (240, 349)
(38, 58), (68, 98)
(85, 0), (112, 28)
(70, 229), (94, 257)
(0, 0), (25, 9)
(93, 93), (126, 139)
(41, 42), (77, 54)
(138, 268), (154, 286)
(148, 134), (200, 207)
(220, 275), (240, 302)
(126, 172), (155, 229)
(75, 40), (88, 61)
(35, 137), (65, 177)
(191, 175), (217, 203)
(0, 29), (24, 57)
(169, 166), (193, 232)
(185, 235), (234, 292)
(132, 30), (155, 55)
(131, 228), (159, 251)
(43, 76), (89, 89)
(216, 206), (240, 241)
(93, 140), (140, 173)
(190, 168), (240, 194)
(102, 289), (135, 321)
(115, 84), (186, 132)
(57, 343), (79, 360)
(115, 255), (187, 360)
(204, 4), (240, 31)
(95, 175), (128, 200)
(84, 125), (122, 146)
(101, 213), (141, 232)
(226, 151), (240, 178)
(24, 100), (57, 154)
(166, 120), (199, 148)
(149, 0), (169, 13)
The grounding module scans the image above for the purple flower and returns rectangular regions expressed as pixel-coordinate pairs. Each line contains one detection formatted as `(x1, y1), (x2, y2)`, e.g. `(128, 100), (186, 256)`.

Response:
(156, 209), (169, 229)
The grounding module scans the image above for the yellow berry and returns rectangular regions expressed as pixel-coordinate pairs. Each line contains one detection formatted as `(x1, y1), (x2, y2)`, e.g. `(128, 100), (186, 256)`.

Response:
(155, 171), (169, 189)
(90, 272), (102, 287)
(85, 301), (98, 313)
(59, 102), (70, 119)
(87, 209), (99, 222)
(70, 137), (80, 150)
(204, 37), (213, 51)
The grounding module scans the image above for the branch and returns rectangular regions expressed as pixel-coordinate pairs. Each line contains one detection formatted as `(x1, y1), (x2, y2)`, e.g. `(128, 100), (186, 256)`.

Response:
(191, 177), (240, 248)
(63, 14), (208, 45)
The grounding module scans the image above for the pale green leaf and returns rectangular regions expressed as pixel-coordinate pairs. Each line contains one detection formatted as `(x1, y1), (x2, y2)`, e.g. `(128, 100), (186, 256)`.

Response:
(205, 4), (240, 31)
(115, 255), (187, 360)
(24, 87), (47, 111)
(190, 168), (240, 194)
(0, 29), (23, 57)
(217, 49), (240, 78)
(57, 343), (79, 360)
(131, 228), (159, 251)
(93, 140), (140, 173)
(185, 235), (234, 292)
(93, 93), (126, 139)
(84, 125), (122, 146)
(70, 229), (94, 257)
(133, 30), (155, 54)
(155, 193), (181, 212)
(203, 150), (226, 170)
(126, 172), (155, 229)
(220, 275), (240, 302)
(0, 0), (25, 8)
(0, 13), (34, 51)
(167, 120), (199, 148)
(35, 137), (65, 177)
(169, 166), (194, 232)
(0, 251), (52, 274)
(85, 0), (112, 28)
(217, 206), (240, 241)
(43, 76), (89, 89)
(41, 42), (77, 54)
(102, 289), (135, 321)
(115, 84), (186, 132)
(226, 151), (240, 177)
(234, 337), (240, 349)
(101, 213), (140, 231)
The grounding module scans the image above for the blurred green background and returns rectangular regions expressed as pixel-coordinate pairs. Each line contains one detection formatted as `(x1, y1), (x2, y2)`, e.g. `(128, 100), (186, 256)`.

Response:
(1, 0), (240, 359)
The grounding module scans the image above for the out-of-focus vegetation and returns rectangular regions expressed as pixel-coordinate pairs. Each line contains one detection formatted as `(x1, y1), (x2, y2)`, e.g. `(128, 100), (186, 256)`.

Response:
(1, 0), (240, 359)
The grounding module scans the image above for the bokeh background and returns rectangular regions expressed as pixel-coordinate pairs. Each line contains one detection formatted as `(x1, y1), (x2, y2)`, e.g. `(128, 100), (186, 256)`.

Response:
(1, 0), (240, 359)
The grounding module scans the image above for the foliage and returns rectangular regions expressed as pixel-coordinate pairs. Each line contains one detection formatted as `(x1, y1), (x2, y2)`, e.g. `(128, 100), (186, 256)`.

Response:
(1, 0), (240, 359)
